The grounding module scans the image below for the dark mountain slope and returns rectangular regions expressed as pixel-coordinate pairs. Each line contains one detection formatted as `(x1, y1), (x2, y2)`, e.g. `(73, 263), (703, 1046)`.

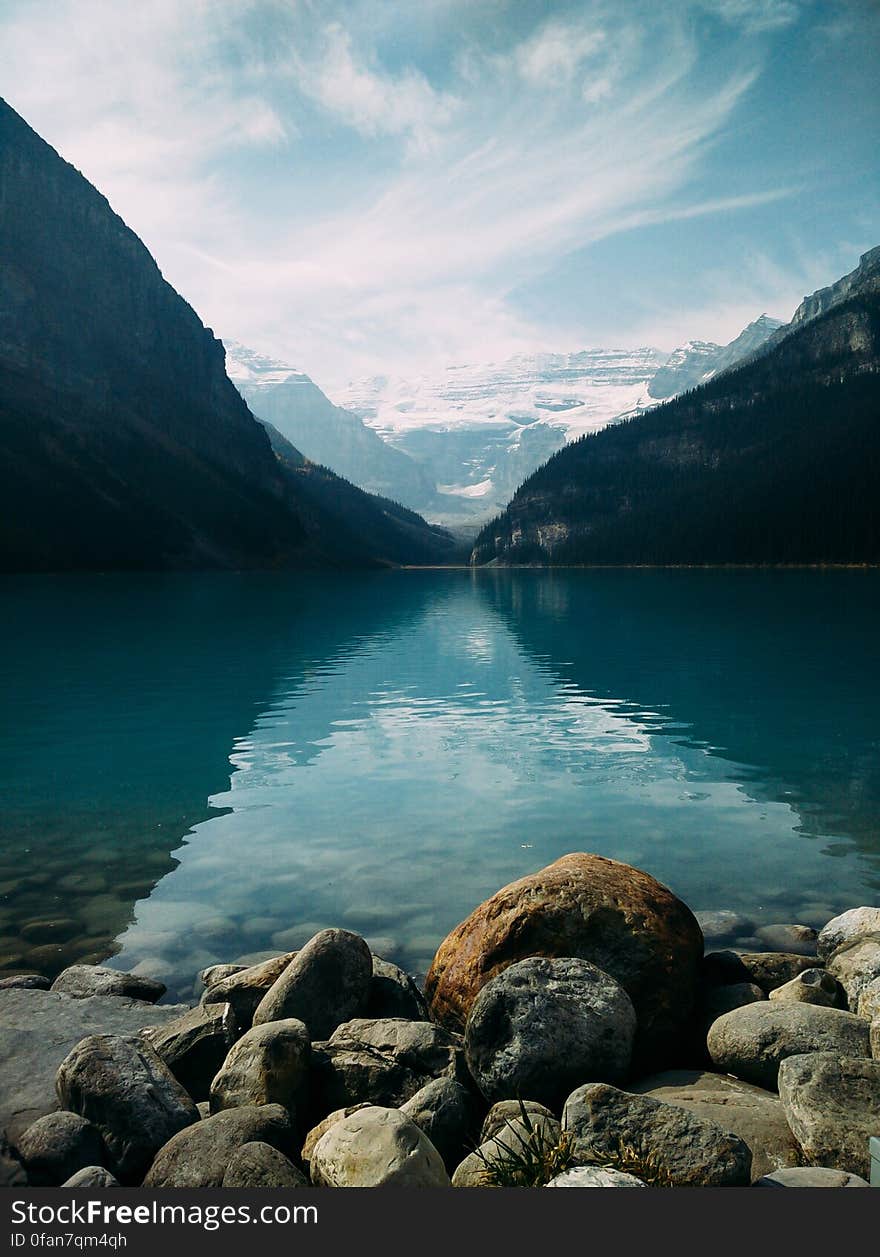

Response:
(0, 99), (450, 571)
(472, 262), (880, 567)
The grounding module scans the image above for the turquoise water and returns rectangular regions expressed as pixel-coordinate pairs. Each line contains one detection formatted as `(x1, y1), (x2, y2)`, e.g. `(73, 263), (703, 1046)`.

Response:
(1, 569), (878, 1001)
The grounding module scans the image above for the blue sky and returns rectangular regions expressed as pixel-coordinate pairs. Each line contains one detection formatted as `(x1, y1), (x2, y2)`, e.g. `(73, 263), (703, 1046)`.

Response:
(1, 0), (878, 388)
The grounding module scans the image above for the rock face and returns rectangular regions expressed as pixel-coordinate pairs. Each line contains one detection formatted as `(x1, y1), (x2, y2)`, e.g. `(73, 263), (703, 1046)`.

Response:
(311, 1018), (465, 1114)
(15, 1112), (105, 1186)
(817, 907), (880, 960)
(252, 930), (373, 1038)
(628, 1070), (801, 1180)
(202, 954), (295, 1026)
(546, 1167), (646, 1187)
(209, 1019), (310, 1114)
(399, 1077), (483, 1171)
(769, 969), (842, 1008)
(50, 966), (165, 1003)
(464, 957), (636, 1107)
(826, 934), (880, 1008)
(145, 1003), (236, 1101)
(425, 853), (703, 1065)
(562, 1083), (752, 1187)
(55, 1034), (199, 1183)
(221, 1141), (308, 1188)
(144, 1105), (296, 1188)
(706, 1003), (871, 1089)
(0, 988), (189, 1143)
(310, 1106), (450, 1187)
(777, 1052), (880, 1179)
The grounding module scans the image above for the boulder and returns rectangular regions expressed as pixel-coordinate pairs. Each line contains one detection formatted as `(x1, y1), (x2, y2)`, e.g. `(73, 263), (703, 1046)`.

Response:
(15, 1111), (105, 1186)
(310, 1106), (449, 1187)
(706, 1002), (870, 1089)
(62, 1166), (119, 1188)
(755, 925), (817, 956)
(817, 907), (880, 960)
(451, 1113), (562, 1187)
(562, 1083), (752, 1186)
(703, 951), (819, 994)
(252, 930), (372, 1038)
(777, 1052), (880, 1179)
(0, 975), (50, 991)
(425, 853), (703, 1066)
(628, 1069), (800, 1180)
(51, 965), (165, 1003)
(301, 1105), (369, 1170)
(694, 910), (752, 944)
(366, 957), (428, 1021)
(310, 1018), (465, 1115)
(754, 1167), (869, 1187)
(826, 933), (880, 1008)
(144, 1003), (236, 1101)
(464, 957), (636, 1108)
(144, 1104), (296, 1187)
(209, 1018), (310, 1114)
(400, 1077), (484, 1171)
(201, 954), (295, 1026)
(769, 969), (842, 1008)
(857, 976), (880, 1021)
(0, 988), (189, 1143)
(55, 1034), (198, 1183)
(199, 964), (246, 989)
(545, 1167), (646, 1187)
(222, 1141), (308, 1187)
(480, 1100), (556, 1143)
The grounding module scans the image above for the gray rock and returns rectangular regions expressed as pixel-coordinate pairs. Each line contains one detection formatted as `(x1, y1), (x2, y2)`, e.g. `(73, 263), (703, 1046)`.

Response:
(755, 925), (817, 956)
(0, 989), (189, 1144)
(817, 907), (880, 959)
(480, 1100), (556, 1143)
(872, 1017), (880, 1060)
(545, 1166), (646, 1187)
(199, 964), (246, 989)
(51, 965), (165, 1003)
(856, 975), (880, 1021)
(699, 982), (765, 1031)
(0, 975), (50, 991)
(703, 951), (818, 994)
(451, 1114), (562, 1187)
(769, 969), (842, 1008)
(754, 1167), (869, 1187)
(0, 1150), (27, 1187)
(706, 1002), (871, 1089)
(826, 933), (880, 1008)
(366, 957), (428, 1020)
(311, 1017), (466, 1113)
(202, 954), (295, 1026)
(209, 1018), (310, 1114)
(628, 1069), (800, 1180)
(562, 1083), (752, 1186)
(252, 930), (372, 1038)
(400, 1077), (483, 1171)
(222, 1141), (308, 1187)
(464, 957), (636, 1108)
(15, 1111), (105, 1186)
(56, 1034), (199, 1183)
(144, 1104), (296, 1187)
(62, 1166), (120, 1188)
(694, 910), (753, 942)
(144, 1003), (236, 1102)
(301, 1105), (369, 1170)
(310, 1105), (449, 1187)
(778, 1051), (880, 1179)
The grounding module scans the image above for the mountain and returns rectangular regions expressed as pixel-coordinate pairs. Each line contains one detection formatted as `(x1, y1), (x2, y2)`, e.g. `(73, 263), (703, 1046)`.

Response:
(225, 342), (440, 513)
(471, 252), (880, 567)
(647, 315), (783, 399)
(0, 99), (453, 571)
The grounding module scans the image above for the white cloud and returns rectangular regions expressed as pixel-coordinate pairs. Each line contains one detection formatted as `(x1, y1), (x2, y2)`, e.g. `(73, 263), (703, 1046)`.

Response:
(705, 0), (802, 33)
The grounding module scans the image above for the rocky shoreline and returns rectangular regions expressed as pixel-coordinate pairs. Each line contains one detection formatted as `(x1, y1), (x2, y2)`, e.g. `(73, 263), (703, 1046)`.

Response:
(0, 853), (878, 1189)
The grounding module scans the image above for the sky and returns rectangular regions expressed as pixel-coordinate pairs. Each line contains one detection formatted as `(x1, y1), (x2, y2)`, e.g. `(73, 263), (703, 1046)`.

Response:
(1, 0), (878, 390)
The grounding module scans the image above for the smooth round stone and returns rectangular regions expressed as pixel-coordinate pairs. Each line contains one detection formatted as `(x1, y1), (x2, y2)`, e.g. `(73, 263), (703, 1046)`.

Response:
(252, 929), (373, 1039)
(209, 1018), (311, 1113)
(754, 1167), (869, 1188)
(769, 969), (842, 1008)
(817, 907), (880, 960)
(16, 1112), (106, 1186)
(707, 1003), (871, 1089)
(546, 1167), (646, 1187)
(826, 933), (880, 1008)
(221, 1142), (308, 1188)
(310, 1106), (450, 1187)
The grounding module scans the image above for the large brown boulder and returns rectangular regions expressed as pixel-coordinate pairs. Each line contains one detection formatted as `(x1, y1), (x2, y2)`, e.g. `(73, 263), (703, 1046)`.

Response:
(424, 853), (702, 1065)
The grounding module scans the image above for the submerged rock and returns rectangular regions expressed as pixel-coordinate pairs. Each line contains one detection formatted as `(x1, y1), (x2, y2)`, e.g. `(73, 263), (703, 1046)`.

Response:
(144, 1104), (296, 1188)
(51, 965), (165, 1003)
(754, 925), (817, 956)
(777, 1051), (880, 1179)
(464, 956), (636, 1107)
(425, 852), (703, 1066)
(55, 1033), (199, 1183)
(252, 930), (373, 1038)
(706, 1002), (871, 1089)
(310, 1105), (449, 1187)
(562, 1083), (752, 1187)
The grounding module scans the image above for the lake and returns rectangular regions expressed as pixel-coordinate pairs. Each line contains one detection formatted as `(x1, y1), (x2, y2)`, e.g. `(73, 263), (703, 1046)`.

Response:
(1, 569), (878, 1001)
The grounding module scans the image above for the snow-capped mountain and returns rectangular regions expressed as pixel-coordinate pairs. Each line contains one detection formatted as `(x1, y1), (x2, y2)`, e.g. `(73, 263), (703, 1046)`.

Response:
(648, 315), (784, 399)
